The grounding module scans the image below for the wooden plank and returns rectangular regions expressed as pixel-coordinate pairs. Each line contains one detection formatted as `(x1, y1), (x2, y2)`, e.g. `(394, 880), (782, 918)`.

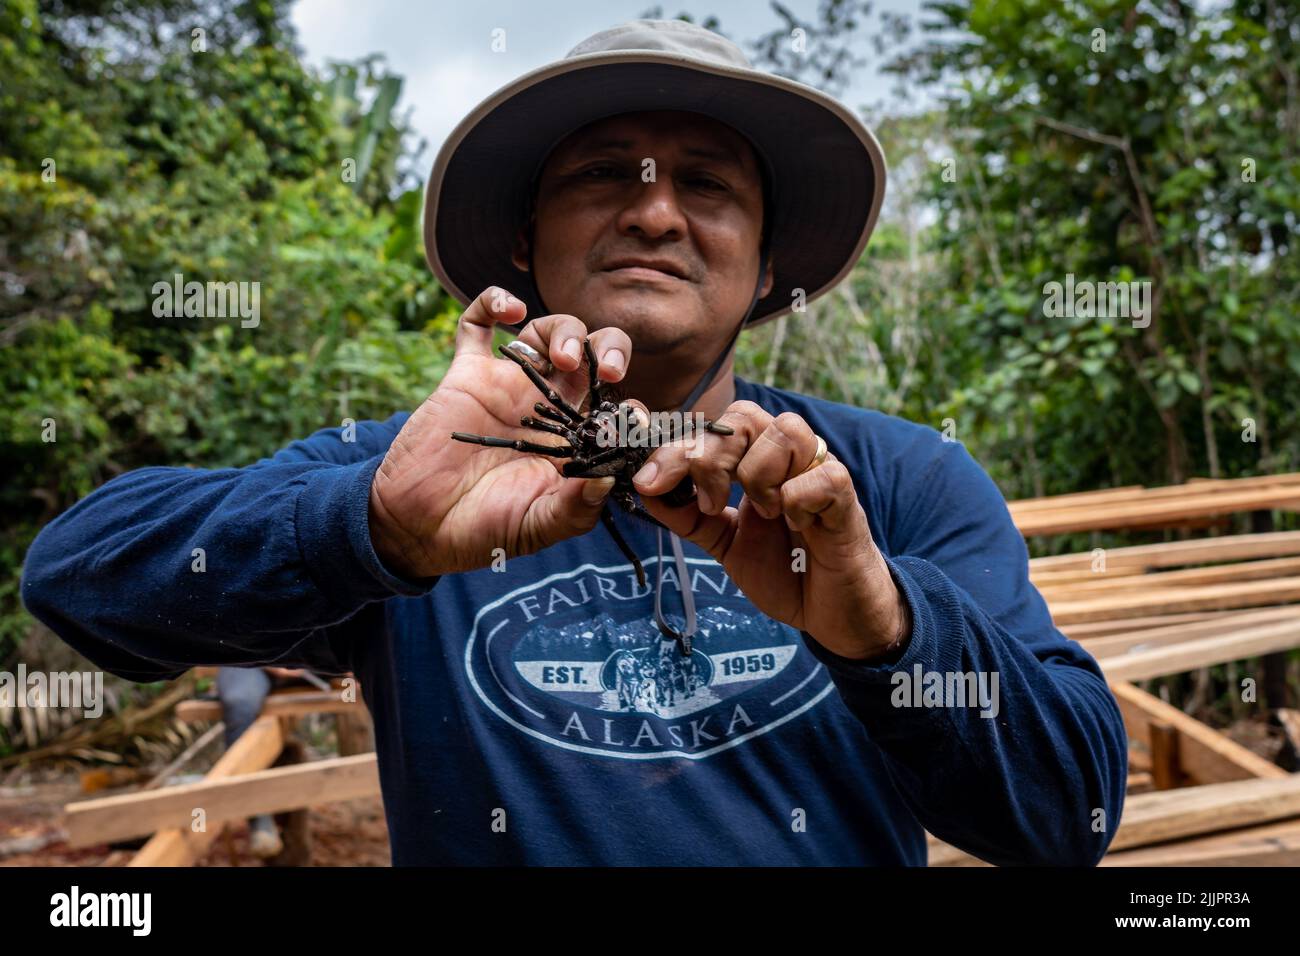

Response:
(1049, 575), (1300, 625)
(1014, 487), (1300, 536)
(1031, 531), (1300, 574)
(1079, 606), (1300, 659)
(1149, 721), (1181, 790)
(925, 835), (989, 867)
(1010, 474), (1300, 518)
(935, 815), (1300, 867)
(1185, 472), (1300, 490)
(127, 716), (283, 866)
(1102, 818), (1300, 866)
(1108, 775), (1300, 852)
(176, 689), (362, 723)
(1061, 611), (1232, 640)
(1037, 556), (1300, 601)
(1110, 682), (1286, 784)
(68, 753), (379, 848)
(1010, 485), (1146, 513)
(1031, 566), (1148, 587)
(1097, 617), (1300, 681)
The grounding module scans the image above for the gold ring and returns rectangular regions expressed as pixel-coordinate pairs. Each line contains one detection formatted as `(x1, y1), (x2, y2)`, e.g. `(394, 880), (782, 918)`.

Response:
(802, 435), (828, 474)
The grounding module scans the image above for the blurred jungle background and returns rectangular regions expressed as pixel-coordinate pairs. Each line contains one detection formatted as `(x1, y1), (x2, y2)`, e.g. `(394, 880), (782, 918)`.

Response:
(1, 0), (1297, 861)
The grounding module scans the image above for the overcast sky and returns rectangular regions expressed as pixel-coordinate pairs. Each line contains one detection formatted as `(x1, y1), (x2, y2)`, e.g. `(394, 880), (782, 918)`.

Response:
(290, 0), (926, 178)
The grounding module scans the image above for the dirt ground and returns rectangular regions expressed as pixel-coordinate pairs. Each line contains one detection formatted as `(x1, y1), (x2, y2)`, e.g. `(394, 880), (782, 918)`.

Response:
(0, 777), (391, 867)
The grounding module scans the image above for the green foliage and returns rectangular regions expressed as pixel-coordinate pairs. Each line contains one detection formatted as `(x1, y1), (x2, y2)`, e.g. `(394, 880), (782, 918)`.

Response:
(742, 0), (1299, 511)
(0, 0), (453, 677)
(893, 0), (1300, 493)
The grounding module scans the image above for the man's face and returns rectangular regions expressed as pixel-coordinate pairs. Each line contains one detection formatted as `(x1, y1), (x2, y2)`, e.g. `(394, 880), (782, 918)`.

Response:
(515, 111), (772, 356)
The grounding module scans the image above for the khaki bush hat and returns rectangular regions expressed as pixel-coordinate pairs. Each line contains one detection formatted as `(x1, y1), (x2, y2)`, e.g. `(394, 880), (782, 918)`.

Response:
(424, 18), (887, 328)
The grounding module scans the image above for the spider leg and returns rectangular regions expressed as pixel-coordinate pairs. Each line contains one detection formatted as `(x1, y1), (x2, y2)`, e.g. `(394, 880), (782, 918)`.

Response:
(583, 446), (627, 469)
(561, 448), (625, 477)
(583, 339), (606, 407)
(519, 416), (571, 438)
(600, 507), (646, 589)
(451, 432), (574, 458)
(498, 344), (584, 422)
(532, 403), (570, 425)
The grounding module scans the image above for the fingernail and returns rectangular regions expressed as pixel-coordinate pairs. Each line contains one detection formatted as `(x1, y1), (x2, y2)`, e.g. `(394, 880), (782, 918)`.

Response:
(604, 348), (625, 374)
(583, 476), (615, 505)
(633, 462), (658, 487)
(562, 338), (581, 362)
(697, 488), (712, 514)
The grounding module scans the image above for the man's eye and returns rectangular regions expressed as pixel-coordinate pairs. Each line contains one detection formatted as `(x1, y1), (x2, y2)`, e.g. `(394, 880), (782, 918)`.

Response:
(686, 177), (727, 192)
(581, 165), (623, 180)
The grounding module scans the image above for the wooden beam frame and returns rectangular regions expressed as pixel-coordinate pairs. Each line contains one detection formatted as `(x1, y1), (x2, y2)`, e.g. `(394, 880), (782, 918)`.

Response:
(126, 716), (283, 866)
(68, 753), (379, 848)
(1110, 682), (1286, 784)
(176, 689), (363, 723)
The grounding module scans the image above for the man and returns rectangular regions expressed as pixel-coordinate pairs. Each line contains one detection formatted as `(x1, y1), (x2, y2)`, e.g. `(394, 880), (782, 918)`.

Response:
(22, 20), (1127, 865)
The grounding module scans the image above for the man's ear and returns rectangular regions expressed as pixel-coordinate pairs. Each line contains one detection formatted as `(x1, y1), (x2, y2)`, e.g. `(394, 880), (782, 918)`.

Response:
(510, 225), (531, 273)
(759, 254), (775, 299)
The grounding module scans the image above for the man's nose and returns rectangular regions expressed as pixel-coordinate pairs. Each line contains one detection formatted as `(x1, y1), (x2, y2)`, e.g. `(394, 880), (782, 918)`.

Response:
(615, 178), (687, 241)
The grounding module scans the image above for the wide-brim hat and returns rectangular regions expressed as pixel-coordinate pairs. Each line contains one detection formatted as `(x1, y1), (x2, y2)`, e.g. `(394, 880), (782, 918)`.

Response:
(424, 18), (887, 328)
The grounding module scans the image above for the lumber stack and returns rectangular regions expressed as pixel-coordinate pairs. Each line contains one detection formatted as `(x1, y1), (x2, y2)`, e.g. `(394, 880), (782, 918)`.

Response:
(61, 677), (373, 864)
(924, 476), (1300, 866)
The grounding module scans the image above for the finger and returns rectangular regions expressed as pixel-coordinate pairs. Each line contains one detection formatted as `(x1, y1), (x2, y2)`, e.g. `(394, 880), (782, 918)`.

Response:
(639, 493), (739, 564)
(456, 287), (527, 359)
(633, 401), (772, 514)
(525, 476), (616, 550)
(587, 326), (633, 382)
(519, 313), (590, 372)
(780, 458), (868, 544)
(736, 413), (820, 519)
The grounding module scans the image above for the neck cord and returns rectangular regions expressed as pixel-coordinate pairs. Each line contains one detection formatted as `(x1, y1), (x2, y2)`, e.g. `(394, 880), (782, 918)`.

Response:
(652, 242), (770, 656)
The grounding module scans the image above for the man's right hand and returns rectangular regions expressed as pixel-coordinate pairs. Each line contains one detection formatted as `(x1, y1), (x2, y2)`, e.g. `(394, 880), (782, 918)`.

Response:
(367, 287), (632, 580)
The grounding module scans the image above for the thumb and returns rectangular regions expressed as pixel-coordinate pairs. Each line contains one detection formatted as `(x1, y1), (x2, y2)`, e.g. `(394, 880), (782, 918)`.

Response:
(525, 476), (616, 550)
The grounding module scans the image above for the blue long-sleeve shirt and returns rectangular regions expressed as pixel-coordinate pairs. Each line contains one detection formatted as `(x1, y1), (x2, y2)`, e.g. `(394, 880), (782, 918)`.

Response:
(20, 376), (1127, 865)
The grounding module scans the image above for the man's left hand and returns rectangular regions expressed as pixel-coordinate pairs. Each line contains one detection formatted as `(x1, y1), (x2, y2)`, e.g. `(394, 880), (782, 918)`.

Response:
(634, 401), (909, 660)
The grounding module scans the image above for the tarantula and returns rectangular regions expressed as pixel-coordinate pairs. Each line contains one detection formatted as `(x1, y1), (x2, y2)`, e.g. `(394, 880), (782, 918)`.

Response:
(451, 339), (732, 593)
